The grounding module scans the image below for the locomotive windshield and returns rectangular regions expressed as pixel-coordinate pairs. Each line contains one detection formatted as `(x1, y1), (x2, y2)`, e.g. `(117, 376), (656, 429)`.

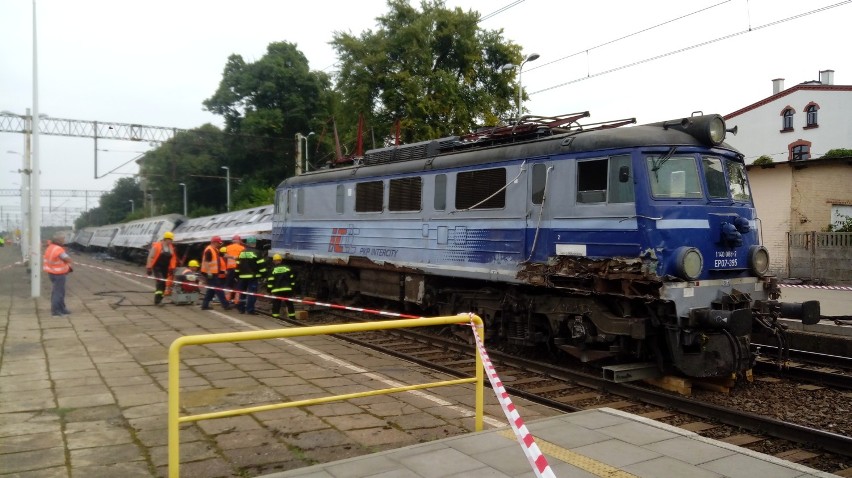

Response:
(646, 156), (702, 198)
(646, 155), (752, 202)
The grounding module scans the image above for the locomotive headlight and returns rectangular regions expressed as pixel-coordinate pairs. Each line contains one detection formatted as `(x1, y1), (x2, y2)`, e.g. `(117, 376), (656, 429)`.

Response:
(707, 115), (726, 145)
(674, 246), (704, 281)
(748, 245), (770, 277)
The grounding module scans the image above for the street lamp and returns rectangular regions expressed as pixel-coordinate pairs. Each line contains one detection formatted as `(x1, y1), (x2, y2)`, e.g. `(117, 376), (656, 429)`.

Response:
(178, 182), (187, 216)
(500, 52), (541, 120)
(221, 166), (230, 212)
(129, 199), (134, 213)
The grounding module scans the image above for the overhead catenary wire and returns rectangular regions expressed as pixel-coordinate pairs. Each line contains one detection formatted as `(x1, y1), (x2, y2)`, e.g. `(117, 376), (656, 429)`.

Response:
(479, 0), (526, 22)
(525, 0), (732, 74)
(530, 0), (852, 96)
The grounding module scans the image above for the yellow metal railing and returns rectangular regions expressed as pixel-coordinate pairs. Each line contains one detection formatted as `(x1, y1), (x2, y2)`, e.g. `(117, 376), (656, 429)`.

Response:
(168, 314), (484, 477)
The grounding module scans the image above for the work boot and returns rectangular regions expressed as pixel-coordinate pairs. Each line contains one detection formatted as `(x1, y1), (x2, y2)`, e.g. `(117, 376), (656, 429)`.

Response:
(155, 295), (162, 305)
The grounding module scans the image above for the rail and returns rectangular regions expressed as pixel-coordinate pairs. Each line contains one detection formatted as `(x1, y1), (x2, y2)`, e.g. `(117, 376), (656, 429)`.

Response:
(167, 314), (485, 478)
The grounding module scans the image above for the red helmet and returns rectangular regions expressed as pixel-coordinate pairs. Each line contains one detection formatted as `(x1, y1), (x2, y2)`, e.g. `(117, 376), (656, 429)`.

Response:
(232, 235), (241, 241)
(211, 236), (222, 243)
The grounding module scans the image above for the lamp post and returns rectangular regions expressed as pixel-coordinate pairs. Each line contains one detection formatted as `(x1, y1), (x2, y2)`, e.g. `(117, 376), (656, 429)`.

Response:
(129, 199), (134, 213)
(221, 166), (230, 212)
(178, 182), (187, 216)
(500, 52), (540, 120)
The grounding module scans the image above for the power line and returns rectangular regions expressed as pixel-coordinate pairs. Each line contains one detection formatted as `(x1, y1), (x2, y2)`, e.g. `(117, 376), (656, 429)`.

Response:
(479, 0), (525, 22)
(531, 0), (852, 96)
(525, 0), (731, 74)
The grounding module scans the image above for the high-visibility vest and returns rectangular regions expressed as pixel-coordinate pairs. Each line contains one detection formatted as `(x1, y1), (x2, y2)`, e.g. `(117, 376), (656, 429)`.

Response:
(43, 244), (71, 275)
(236, 248), (267, 279)
(200, 245), (221, 275)
(224, 243), (244, 270)
(267, 264), (295, 293)
(146, 240), (177, 270)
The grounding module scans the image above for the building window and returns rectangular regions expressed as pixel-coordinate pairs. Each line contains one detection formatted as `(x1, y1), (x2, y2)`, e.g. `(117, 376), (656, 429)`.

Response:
(781, 107), (794, 132)
(804, 103), (819, 128)
(789, 140), (811, 161)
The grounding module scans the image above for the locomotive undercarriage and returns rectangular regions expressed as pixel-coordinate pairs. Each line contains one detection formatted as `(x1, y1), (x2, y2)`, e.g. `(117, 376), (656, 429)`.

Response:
(290, 259), (811, 379)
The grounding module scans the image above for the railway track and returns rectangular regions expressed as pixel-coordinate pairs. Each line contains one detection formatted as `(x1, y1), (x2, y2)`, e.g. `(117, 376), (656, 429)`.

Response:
(280, 308), (852, 475)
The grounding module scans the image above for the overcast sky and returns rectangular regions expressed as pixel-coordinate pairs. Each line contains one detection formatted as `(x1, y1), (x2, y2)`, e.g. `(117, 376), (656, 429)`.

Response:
(1, 0), (850, 226)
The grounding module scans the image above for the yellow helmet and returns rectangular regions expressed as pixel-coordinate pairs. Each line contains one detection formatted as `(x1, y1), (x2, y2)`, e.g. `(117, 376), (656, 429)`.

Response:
(163, 231), (174, 240)
(188, 260), (200, 268)
(220, 246), (227, 253)
(273, 254), (283, 261)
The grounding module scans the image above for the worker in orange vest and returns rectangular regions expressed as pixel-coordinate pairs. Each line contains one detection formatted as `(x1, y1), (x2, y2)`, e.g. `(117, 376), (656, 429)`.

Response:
(200, 236), (231, 310)
(43, 232), (73, 317)
(224, 235), (245, 304)
(147, 231), (177, 305)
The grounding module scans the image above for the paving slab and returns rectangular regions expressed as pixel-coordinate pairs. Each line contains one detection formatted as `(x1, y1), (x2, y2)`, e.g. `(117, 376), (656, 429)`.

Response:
(0, 247), (838, 478)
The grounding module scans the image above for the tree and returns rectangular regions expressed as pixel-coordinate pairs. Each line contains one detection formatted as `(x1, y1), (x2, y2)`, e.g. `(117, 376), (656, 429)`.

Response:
(137, 124), (233, 215)
(331, 0), (521, 144)
(74, 177), (143, 229)
(203, 41), (333, 183)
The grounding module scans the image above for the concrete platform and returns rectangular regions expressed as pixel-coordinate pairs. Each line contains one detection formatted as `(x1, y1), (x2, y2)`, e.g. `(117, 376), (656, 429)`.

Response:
(0, 247), (556, 477)
(259, 408), (835, 478)
(0, 246), (838, 478)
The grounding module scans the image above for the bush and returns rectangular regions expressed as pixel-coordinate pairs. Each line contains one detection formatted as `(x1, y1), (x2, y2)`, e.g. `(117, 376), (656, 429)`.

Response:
(826, 214), (852, 232)
(752, 155), (774, 165)
(819, 148), (852, 160)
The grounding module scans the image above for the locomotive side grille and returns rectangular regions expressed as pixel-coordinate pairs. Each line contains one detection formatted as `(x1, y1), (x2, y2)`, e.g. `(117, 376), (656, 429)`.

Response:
(363, 136), (460, 165)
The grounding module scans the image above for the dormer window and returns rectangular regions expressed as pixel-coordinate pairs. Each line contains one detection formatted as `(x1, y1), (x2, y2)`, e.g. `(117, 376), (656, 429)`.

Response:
(781, 107), (794, 132)
(804, 102), (819, 129)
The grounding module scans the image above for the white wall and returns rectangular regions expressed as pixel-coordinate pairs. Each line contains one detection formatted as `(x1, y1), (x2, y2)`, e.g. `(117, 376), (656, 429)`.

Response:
(725, 88), (852, 164)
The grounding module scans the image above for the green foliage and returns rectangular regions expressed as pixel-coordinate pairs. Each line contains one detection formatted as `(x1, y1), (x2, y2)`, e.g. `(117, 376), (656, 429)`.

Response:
(203, 41), (332, 181)
(232, 178), (276, 210)
(75, 177), (143, 229)
(331, 0), (521, 143)
(137, 124), (235, 216)
(752, 155), (774, 165)
(827, 214), (852, 232)
(190, 206), (216, 219)
(818, 148), (852, 159)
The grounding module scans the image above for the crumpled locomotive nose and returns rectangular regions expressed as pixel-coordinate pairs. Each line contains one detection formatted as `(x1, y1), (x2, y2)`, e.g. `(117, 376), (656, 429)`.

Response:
(720, 222), (743, 247)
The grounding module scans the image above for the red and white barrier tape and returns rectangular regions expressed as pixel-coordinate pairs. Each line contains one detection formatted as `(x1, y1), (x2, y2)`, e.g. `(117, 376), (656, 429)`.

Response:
(467, 315), (556, 478)
(76, 261), (425, 319)
(780, 284), (852, 292)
